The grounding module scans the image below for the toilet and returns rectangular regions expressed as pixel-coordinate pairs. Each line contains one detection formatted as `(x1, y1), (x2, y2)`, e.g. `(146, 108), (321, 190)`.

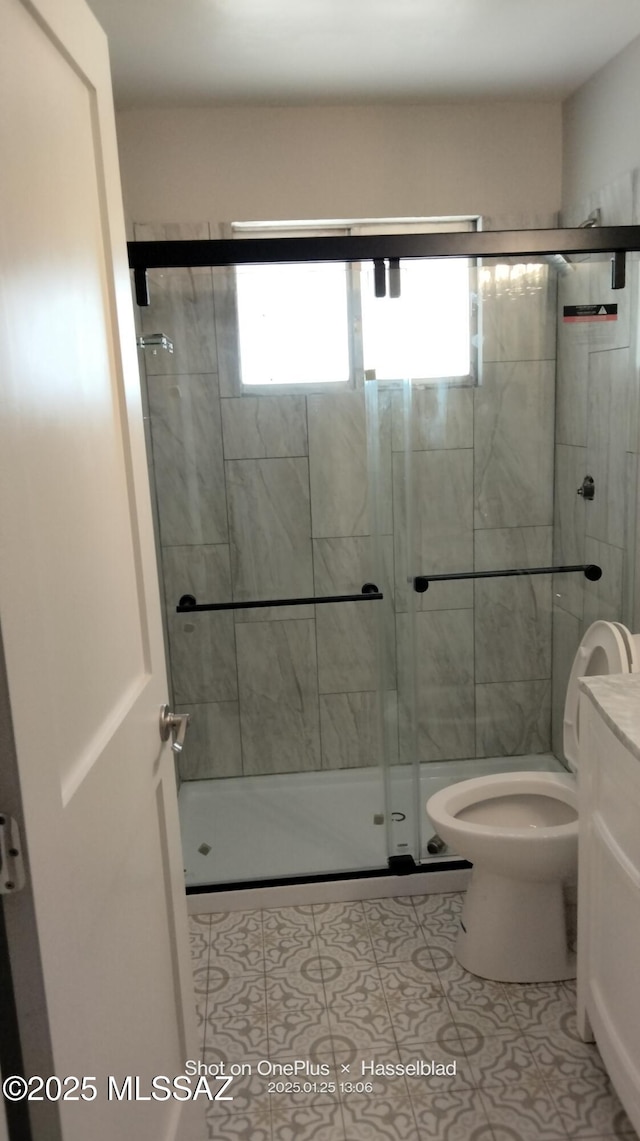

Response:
(426, 620), (640, 984)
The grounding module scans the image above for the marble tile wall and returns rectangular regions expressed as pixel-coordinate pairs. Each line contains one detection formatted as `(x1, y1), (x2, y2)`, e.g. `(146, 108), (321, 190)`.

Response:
(139, 218), (561, 778)
(474, 361), (555, 530)
(235, 619), (321, 775)
(398, 609), (476, 763)
(551, 171), (640, 760)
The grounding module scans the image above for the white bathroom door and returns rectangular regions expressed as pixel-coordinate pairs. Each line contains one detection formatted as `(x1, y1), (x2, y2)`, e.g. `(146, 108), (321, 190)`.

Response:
(0, 1), (200, 1140)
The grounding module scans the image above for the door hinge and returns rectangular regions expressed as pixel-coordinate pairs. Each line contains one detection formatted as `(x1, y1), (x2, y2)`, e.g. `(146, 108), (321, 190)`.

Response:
(0, 814), (26, 895)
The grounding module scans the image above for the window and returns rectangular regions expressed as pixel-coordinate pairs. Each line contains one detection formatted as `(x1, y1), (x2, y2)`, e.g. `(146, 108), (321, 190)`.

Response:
(232, 218), (478, 390)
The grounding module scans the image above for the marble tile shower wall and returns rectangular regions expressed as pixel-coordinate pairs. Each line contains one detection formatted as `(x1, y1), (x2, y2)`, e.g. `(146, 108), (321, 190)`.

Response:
(137, 220), (557, 779)
(551, 173), (640, 758)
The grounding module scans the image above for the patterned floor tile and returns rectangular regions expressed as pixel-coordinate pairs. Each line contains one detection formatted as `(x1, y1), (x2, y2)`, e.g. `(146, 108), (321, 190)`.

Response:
(204, 1027), (269, 1065)
(313, 903), (376, 968)
(377, 962), (452, 1044)
(317, 953), (367, 985)
(363, 899), (428, 963)
(458, 1029), (538, 1088)
(266, 971), (331, 1054)
(266, 965), (325, 1001)
(193, 963), (211, 996)
(265, 1013), (335, 1054)
(259, 1061), (340, 1109)
(423, 940), (468, 979)
(269, 1100), (346, 1140)
(398, 1037), (472, 1094)
(419, 928), (461, 960)
(524, 1024), (608, 1083)
(271, 1050), (337, 1075)
(204, 1105), (271, 1140)
(411, 1088), (495, 1141)
(203, 1067), (269, 1117)
(329, 1037), (401, 1071)
(395, 1020), (466, 1054)
(190, 912), (214, 931)
(190, 894), (640, 1141)
(504, 983), (578, 1035)
(190, 926), (211, 969)
(547, 1074), (638, 1138)
(208, 910), (264, 975)
(194, 988), (209, 1050)
(341, 1095), (419, 1140)
(275, 951), (330, 983)
(368, 896), (420, 916)
(324, 965), (396, 1050)
(413, 895), (463, 946)
(411, 893), (464, 922)
(479, 1080), (568, 1140)
(206, 964), (266, 1005)
(263, 905), (319, 971)
(404, 943), (440, 981)
(201, 1044), (268, 1076)
(413, 942), (475, 1001)
(205, 972), (269, 1055)
(333, 1050), (411, 1102)
(445, 975), (522, 1038)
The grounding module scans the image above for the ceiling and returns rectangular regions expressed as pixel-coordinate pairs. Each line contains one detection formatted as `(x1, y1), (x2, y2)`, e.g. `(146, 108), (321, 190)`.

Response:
(87, 0), (640, 108)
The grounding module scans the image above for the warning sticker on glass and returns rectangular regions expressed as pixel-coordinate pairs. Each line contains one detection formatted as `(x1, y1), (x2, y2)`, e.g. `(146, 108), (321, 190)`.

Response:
(563, 304), (618, 322)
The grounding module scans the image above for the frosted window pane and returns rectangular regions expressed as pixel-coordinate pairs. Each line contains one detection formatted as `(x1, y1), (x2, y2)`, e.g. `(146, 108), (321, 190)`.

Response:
(236, 262), (350, 385)
(361, 259), (471, 380)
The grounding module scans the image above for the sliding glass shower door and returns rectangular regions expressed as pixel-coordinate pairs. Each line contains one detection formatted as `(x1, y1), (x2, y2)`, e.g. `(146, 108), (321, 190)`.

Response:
(137, 249), (395, 887)
(377, 243), (637, 866)
(362, 250), (481, 868)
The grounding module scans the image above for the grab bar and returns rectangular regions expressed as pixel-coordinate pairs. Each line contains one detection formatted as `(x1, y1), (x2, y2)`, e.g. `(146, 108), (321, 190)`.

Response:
(176, 583), (382, 612)
(414, 564), (602, 592)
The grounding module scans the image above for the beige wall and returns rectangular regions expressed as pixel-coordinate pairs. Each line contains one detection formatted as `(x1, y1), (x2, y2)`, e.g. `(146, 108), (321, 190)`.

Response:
(563, 33), (640, 206)
(116, 102), (562, 223)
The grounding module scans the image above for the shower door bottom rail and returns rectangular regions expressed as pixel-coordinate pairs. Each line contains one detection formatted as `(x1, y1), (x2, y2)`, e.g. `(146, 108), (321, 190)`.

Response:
(414, 563), (602, 592)
(176, 583), (382, 612)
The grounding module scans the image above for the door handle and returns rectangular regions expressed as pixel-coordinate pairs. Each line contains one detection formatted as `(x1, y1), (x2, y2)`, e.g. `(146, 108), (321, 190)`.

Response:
(159, 705), (191, 753)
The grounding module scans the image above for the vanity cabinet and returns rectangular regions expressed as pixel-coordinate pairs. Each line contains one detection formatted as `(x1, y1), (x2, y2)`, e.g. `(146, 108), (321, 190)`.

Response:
(577, 687), (640, 1135)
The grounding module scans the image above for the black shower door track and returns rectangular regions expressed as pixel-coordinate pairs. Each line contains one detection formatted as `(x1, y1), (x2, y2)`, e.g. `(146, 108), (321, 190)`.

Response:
(128, 225), (640, 267)
(128, 225), (640, 304)
(186, 859), (472, 895)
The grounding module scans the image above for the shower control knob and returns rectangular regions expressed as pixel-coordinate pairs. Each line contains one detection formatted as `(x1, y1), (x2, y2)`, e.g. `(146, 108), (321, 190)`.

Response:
(159, 705), (191, 753)
(577, 475), (595, 500)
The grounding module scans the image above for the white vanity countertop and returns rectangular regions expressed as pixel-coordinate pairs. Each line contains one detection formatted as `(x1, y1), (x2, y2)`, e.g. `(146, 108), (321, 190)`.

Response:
(579, 672), (640, 761)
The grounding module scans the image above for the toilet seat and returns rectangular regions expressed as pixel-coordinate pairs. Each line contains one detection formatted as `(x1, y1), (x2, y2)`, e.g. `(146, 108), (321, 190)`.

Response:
(612, 621), (640, 672)
(428, 771), (577, 846)
(563, 620), (640, 771)
(427, 770), (578, 883)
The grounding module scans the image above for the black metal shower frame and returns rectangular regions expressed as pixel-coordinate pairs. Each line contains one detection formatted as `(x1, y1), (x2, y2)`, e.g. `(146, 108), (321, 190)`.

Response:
(128, 225), (640, 305)
(130, 223), (640, 893)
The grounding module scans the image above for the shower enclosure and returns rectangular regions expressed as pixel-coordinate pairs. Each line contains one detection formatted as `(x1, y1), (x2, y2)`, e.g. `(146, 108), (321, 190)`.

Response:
(130, 218), (640, 890)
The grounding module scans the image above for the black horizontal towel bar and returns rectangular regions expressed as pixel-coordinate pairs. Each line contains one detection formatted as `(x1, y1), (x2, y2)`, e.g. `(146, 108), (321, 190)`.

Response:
(414, 564), (602, 592)
(177, 583), (382, 613)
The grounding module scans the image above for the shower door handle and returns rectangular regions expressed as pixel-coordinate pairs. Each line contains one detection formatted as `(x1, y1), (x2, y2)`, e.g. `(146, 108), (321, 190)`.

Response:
(159, 705), (191, 753)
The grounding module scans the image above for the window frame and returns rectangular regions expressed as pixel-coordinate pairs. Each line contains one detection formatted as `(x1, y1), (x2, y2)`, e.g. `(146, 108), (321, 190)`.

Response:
(229, 216), (480, 395)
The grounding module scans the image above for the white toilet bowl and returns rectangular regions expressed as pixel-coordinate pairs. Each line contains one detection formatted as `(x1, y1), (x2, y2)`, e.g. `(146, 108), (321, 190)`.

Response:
(426, 620), (640, 983)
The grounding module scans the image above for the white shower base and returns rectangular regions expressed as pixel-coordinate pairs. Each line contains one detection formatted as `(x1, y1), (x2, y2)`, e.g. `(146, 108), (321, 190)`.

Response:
(179, 753), (566, 888)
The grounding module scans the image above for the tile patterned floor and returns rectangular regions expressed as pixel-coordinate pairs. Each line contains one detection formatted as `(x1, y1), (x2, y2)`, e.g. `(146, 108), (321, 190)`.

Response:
(189, 893), (639, 1141)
